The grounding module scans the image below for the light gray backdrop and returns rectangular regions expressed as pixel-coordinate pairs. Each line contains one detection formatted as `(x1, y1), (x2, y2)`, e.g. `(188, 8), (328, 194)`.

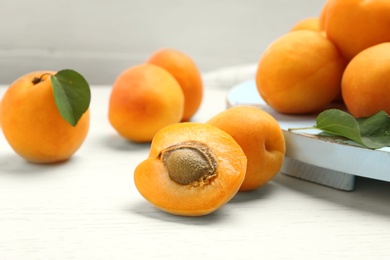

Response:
(0, 0), (324, 85)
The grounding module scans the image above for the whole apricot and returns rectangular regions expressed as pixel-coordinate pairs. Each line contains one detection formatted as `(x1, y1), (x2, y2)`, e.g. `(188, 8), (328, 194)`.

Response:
(134, 122), (247, 216)
(147, 48), (203, 122)
(256, 30), (346, 114)
(108, 64), (184, 142)
(207, 106), (285, 191)
(342, 43), (390, 118)
(0, 71), (90, 163)
(290, 17), (321, 32)
(320, 0), (390, 61)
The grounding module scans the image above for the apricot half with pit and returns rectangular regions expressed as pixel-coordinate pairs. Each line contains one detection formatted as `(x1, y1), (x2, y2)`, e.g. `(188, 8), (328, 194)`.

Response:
(134, 122), (247, 216)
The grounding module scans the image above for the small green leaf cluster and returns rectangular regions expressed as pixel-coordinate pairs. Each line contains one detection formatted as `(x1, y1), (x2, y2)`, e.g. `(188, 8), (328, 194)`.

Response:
(313, 109), (390, 149)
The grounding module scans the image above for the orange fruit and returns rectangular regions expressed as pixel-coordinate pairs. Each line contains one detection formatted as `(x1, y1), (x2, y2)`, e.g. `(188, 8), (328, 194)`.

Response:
(256, 30), (346, 114)
(108, 64), (184, 142)
(342, 43), (390, 118)
(0, 71), (90, 163)
(320, 0), (390, 61)
(290, 17), (321, 32)
(147, 48), (203, 122)
(207, 106), (285, 191)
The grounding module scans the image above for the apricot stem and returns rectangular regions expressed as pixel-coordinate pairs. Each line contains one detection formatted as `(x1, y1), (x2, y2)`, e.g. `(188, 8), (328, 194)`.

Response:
(31, 73), (53, 85)
(288, 126), (317, 131)
(160, 141), (217, 186)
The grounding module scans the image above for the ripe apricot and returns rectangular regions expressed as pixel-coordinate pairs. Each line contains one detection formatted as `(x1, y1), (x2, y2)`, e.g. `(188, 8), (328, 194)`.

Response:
(207, 106), (285, 191)
(256, 30), (346, 114)
(134, 122), (247, 216)
(147, 48), (203, 122)
(290, 17), (321, 32)
(318, 0), (330, 31)
(320, 0), (390, 61)
(108, 64), (184, 142)
(0, 71), (90, 163)
(342, 43), (390, 118)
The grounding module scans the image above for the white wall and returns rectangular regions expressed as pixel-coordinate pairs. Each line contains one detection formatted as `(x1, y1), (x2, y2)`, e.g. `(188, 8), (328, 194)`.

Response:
(0, 0), (324, 85)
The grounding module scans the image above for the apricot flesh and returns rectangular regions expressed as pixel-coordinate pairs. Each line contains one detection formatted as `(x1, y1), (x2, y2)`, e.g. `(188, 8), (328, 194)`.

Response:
(134, 122), (247, 216)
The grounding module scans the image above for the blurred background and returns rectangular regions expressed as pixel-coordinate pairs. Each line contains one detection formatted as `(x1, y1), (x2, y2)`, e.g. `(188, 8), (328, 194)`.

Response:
(0, 0), (324, 85)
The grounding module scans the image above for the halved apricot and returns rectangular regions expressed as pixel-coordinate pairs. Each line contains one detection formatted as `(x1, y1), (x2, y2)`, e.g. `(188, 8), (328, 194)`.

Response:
(134, 122), (247, 216)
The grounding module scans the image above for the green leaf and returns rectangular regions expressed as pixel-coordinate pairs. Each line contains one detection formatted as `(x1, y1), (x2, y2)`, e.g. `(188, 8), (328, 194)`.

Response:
(51, 69), (91, 126)
(314, 109), (390, 149)
(316, 109), (363, 144)
(357, 111), (390, 148)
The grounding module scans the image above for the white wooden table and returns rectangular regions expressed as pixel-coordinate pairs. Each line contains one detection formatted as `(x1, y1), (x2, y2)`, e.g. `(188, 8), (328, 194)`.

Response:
(1, 68), (390, 259)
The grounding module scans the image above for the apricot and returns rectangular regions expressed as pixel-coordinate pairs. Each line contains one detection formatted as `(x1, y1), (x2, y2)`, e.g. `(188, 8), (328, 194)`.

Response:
(0, 71), (90, 163)
(342, 43), (390, 118)
(290, 17), (321, 32)
(108, 64), (184, 142)
(207, 106), (285, 191)
(147, 48), (203, 122)
(320, 0), (390, 61)
(256, 30), (346, 114)
(134, 122), (247, 216)
(318, 0), (330, 31)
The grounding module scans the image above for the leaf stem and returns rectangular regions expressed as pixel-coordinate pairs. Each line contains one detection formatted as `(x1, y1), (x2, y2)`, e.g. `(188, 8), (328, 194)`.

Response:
(31, 73), (53, 85)
(288, 126), (317, 131)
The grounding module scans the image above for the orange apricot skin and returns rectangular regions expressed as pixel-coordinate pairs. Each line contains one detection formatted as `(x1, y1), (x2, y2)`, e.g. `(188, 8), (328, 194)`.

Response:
(290, 17), (321, 32)
(147, 48), (203, 122)
(134, 122), (247, 216)
(256, 30), (346, 114)
(342, 43), (390, 118)
(0, 71), (90, 163)
(207, 106), (285, 191)
(320, 0), (390, 61)
(108, 64), (184, 142)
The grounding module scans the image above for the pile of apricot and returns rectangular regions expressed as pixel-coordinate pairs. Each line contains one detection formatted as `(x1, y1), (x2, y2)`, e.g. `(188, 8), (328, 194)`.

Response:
(105, 48), (287, 216)
(108, 48), (203, 142)
(256, 0), (390, 118)
(134, 106), (285, 216)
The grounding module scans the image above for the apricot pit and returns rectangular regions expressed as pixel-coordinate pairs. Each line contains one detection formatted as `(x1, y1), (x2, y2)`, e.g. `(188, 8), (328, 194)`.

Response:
(160, 141), (217, 186)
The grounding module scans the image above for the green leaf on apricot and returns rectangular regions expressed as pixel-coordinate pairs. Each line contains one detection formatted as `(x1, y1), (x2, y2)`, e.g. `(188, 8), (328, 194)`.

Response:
(51, 69), (91, 127)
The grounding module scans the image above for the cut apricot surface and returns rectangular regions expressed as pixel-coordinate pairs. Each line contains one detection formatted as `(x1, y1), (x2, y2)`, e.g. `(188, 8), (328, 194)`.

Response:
(134, 122), (247, 216)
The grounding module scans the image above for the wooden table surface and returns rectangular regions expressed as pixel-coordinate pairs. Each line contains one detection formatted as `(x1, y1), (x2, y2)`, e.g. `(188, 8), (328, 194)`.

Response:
(1, 67), (390, 260)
